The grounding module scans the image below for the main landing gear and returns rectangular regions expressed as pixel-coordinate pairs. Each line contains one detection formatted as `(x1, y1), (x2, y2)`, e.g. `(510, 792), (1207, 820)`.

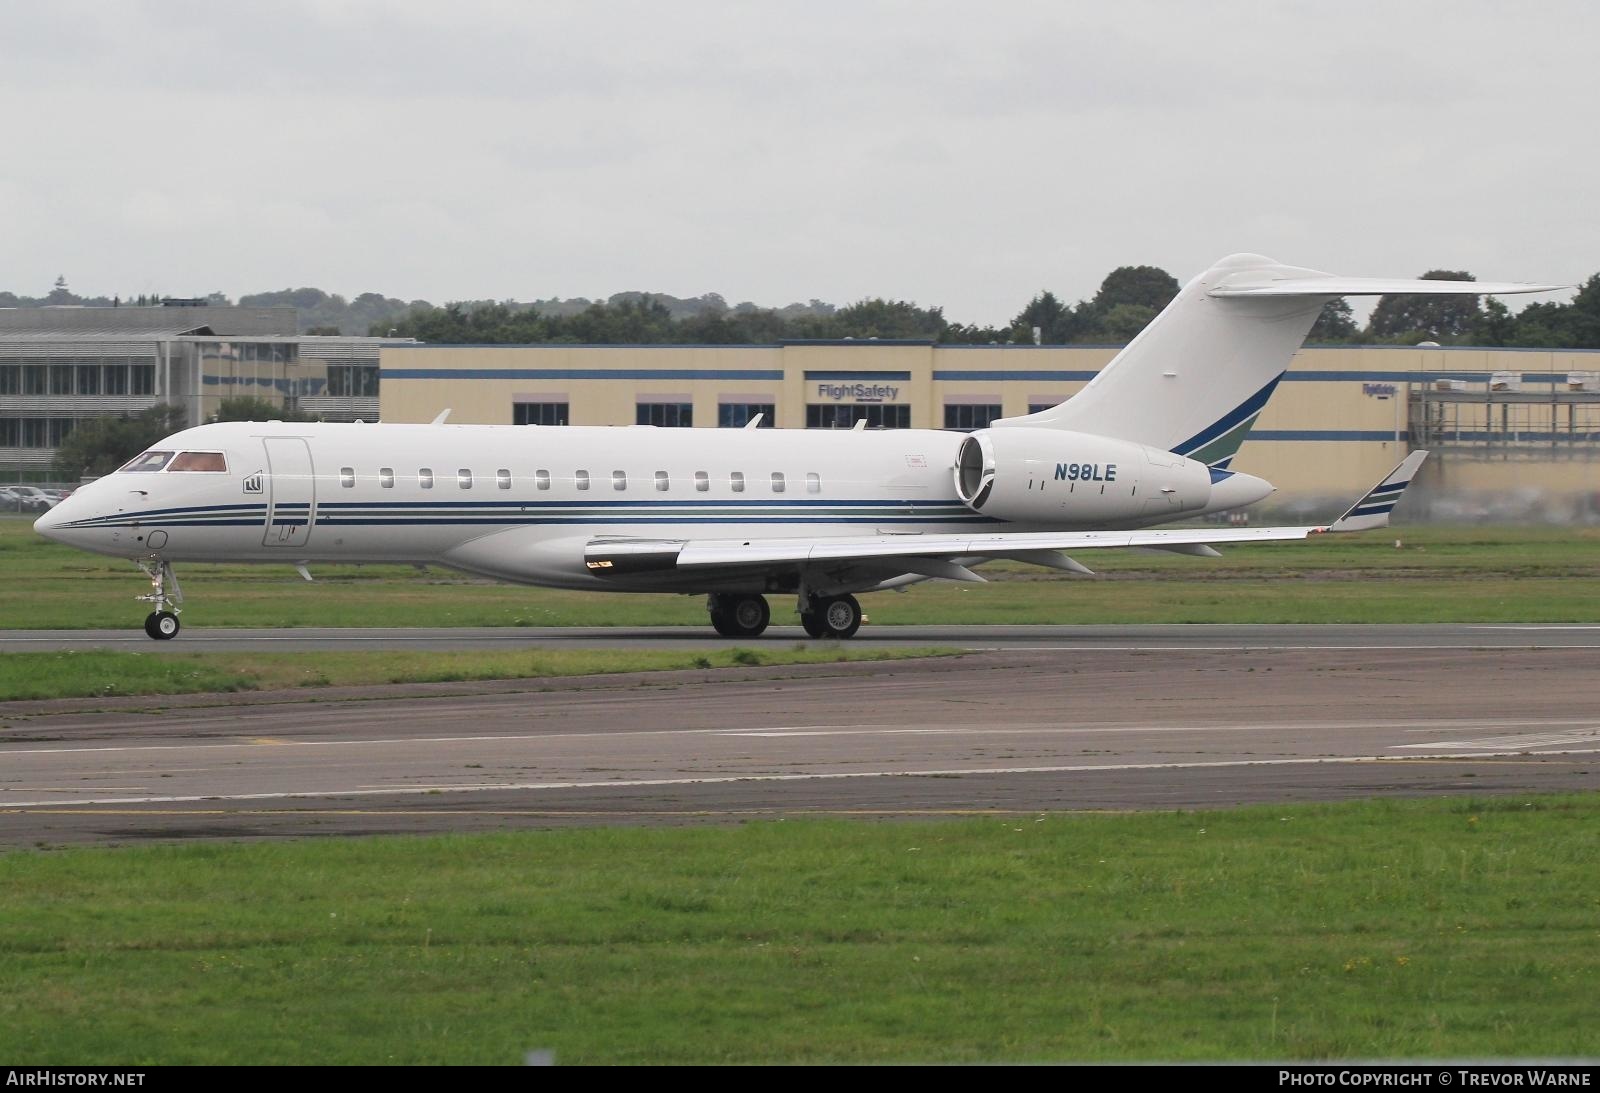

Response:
(707, 592), (864, 638)
(137, 558), (183, 640)
(708, 593), (770, 637)
(800, 594), (862, 639)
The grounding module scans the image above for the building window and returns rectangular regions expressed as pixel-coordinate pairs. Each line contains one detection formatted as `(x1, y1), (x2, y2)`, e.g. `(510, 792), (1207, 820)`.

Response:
(637, 402), (693, 428)
(612, 470), (627, 491)
(694, 471), (709, 492)
(22, 366), (47, 395)
(536, 470), (551, 491)
(419, 468), (434, 489)
(0, 419), (17, 446)
(103, 366), (128, 395)
(806, 472), (821, 494)
(131, 365), (155, 395)
(340, 467), (355, 488)
(1028, 402), (1057, 415)
(47, 419), (74, 447)
(805, 404), (910, 429)
(327, 365), (379, 398)
(771, 472), (786, 493)
(76, 365), (100, 395)
(50, 366), (73, 395)
(380, 468), (394, 488)
(0, 366), (16, 395)
(497, 469), (511, 490)
(21, 419), (47, 447)
(944, 404), (1003, 431)
(458, 469), (472, 489)
(730, 471), (745, 493)
(718, 403), (774, 428)
(654, 471), (669, 492)
(514, 402), (569, 426)
(575, 470), (590, 491)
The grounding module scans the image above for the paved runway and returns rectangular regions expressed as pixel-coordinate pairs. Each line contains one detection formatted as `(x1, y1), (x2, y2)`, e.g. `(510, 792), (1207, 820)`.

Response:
(5, 622), (1600, 653)
(2, 631), (1598, 846)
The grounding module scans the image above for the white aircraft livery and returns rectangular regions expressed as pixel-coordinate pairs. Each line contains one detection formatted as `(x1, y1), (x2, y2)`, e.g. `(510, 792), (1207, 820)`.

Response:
(34, 253), (1559, 640)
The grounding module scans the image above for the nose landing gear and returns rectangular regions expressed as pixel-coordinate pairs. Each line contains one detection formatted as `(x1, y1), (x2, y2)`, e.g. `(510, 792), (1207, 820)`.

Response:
(136, 558), (183, 640)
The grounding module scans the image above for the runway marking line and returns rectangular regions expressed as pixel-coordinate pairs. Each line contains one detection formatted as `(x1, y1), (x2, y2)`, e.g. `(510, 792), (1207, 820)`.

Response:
(8, 716), (1600, 757)
(3, 751), (1597, 809)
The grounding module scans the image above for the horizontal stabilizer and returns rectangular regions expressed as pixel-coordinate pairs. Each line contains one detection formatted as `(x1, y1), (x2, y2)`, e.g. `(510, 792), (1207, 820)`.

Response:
(1329, 451), (1430, 532)
(1210, 277), (1562, 299)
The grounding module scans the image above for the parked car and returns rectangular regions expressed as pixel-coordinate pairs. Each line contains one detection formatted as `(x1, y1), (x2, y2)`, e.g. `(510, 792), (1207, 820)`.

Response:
(0, 486), (54, 513)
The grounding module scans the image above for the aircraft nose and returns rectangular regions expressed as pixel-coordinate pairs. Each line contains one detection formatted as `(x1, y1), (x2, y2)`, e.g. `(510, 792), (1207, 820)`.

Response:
(32, 501), (67, 542)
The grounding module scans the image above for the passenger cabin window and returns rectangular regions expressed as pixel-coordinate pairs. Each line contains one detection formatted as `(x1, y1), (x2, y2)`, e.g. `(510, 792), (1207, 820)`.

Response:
(806, 472), (821, 494)
(169, 452), (228, 473)
(654, 471), (669, 492)
(771, 472), (786, 493)
(340, 467), (355, 488)
(536, 470), (551, 491)
(612, 470), (627, 491)
(730, 471), (745, 492)
(419, 468), (434, 489)
(380, 468), (395, 489)
(575, 470), (590, 491)
(496, 469), (511, 490)
(120, 451), (174, 473)
(458, 469), (472, 489)
(694, 471), (709, 492)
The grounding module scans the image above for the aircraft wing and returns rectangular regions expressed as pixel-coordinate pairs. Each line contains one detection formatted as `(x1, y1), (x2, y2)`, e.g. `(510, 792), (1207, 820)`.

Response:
(586, 453), (1430, 578)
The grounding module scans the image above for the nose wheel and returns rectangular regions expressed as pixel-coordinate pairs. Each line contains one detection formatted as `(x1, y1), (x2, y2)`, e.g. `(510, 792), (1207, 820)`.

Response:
(136, 558), (183, 640)
(144, 611), (181, 640)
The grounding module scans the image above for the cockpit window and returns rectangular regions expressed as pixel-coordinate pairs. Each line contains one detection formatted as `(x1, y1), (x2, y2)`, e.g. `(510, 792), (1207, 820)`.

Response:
(169, 451), (228, 473)
(120, 450), (174, 473)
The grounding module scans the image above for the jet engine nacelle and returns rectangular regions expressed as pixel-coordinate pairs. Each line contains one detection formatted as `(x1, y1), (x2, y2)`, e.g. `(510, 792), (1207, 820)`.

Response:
(953, 427), (1214, 524)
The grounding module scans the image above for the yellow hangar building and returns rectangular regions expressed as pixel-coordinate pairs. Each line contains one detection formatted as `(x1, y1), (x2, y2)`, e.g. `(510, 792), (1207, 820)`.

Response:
(377, 340), (1600, 518)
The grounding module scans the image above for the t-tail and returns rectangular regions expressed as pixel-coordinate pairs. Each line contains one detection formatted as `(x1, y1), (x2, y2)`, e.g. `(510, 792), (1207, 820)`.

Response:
(998, 253), (1559, 468)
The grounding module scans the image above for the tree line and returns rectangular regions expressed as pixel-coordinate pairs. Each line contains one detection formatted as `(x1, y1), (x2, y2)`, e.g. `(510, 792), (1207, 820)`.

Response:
(15, 265), (1600, 349)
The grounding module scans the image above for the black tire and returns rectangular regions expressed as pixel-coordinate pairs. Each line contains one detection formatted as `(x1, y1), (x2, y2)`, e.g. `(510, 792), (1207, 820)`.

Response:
(709, 594), (769, 637)
(817, 594), (862, 639)
(800, 611), (827, 639)
(145, 611), (180, 640)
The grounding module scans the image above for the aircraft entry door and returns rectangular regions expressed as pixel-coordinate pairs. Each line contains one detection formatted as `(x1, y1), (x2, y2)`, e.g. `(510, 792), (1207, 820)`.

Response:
(262, 437), (316, 548)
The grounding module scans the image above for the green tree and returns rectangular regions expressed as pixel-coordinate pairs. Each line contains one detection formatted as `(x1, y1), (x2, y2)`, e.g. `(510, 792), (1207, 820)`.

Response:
(1091, 265), (1179, 313)
(1309, 298), (1360, 342)
(1010, 290), (1079, 344)
(1098, 302), (1159, 341)
(1367, 270), (1480, 343)
(1075, 265), (1178, 341)
(1472, 297), (1516, 347)
(210, 396), (311, 423)
(52, 405), (185, 480)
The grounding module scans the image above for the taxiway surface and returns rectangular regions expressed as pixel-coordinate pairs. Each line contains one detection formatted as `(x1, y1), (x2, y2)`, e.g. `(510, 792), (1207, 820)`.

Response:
(2, 630), (1597, 846)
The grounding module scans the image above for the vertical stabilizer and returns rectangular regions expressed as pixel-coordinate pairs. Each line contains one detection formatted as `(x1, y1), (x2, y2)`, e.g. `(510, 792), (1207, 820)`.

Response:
(997, 254), (1332, 468)
(999, 254), (1555, 469)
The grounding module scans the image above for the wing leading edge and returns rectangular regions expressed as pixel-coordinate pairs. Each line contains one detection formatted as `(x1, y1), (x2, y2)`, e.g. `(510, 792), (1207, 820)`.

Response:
(584, 453), (1431, 577)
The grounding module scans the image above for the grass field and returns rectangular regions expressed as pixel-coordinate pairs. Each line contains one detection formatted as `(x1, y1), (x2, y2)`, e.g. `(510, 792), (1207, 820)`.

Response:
(8, 516), (1600, 628)
(1, 795), (1595, 1064)
(0, 646), (955, 702)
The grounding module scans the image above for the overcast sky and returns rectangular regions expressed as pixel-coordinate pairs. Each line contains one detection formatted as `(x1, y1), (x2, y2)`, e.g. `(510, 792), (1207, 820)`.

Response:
(4, 1), (1594, 323)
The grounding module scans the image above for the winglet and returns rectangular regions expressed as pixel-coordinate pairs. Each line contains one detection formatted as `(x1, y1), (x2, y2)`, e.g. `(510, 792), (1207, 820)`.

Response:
(1327, 451), (1430, 532)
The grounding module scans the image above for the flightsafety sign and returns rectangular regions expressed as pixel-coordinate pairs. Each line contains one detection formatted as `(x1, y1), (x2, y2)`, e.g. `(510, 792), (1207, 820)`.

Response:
(814, 382), (901, 403)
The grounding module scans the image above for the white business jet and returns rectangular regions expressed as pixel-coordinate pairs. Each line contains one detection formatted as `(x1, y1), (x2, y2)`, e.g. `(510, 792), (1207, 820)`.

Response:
(34, 254), (1557, 640)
